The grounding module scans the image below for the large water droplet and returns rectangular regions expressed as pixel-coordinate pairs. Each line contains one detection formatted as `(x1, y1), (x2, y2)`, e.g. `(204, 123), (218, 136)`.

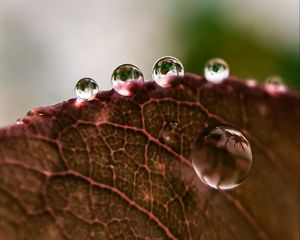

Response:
(111, 64), (144, 96)
(264, 75), (287, 93)
(152, 56), (184, 87)
(74, 78), (99, 101)
(204, 58), (229, 84)
(191, 126), (252, 190)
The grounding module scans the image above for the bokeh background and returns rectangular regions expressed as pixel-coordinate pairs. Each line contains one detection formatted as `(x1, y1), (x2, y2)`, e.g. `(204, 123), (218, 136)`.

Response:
(0, 0), (299, 127)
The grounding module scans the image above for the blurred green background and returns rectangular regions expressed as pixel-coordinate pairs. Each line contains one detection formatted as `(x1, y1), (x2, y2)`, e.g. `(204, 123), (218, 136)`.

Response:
(0, 0), (299, 126)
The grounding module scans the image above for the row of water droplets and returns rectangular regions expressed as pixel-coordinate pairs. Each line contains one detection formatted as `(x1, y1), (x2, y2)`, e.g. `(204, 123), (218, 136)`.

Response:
(74, 56), (287, 101)
(74, 56), (185, 100)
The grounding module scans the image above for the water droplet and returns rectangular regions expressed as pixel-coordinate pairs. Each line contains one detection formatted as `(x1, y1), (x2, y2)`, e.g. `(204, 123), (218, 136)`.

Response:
(264, 75), (287, 93)
(191, 126), (252, 190)
(245, 79), (258, 87)
(160, 121), (183, 150)
(16, 117), (30, 125)
(204, 58), (229, 84)
(111, 64), (144, 96)
(16, 119), (23, 124)
(152, 56), (184, 87)
(74, 78), (99, 101)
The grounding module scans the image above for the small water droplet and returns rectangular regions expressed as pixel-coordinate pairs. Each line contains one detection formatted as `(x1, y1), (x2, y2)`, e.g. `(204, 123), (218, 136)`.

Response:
(245, 79), (258, 87)
(16, 117), (30, 125)
(111, 64), (144, 96)
(16, 119), (23, 124)
(264, 75), (287, 93)
(191, 126), (252, 190)
(160, 121), (183, 149)
(74, 78), (99, 101)
(204, 58), (229, 84)
(152, 56), (184, 87)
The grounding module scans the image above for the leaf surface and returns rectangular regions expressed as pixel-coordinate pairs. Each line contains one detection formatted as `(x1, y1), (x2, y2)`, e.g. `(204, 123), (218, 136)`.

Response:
(0, 74), (299, 240)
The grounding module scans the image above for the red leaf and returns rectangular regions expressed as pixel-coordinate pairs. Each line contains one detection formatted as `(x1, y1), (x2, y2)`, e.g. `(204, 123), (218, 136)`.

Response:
(0, 74), (299, 240)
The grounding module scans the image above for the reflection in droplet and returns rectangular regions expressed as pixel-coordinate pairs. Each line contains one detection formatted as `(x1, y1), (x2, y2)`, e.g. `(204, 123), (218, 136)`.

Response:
(191, 126), (252, 190)
(74, 78), (99, 101)
(152, 56), (184, 87)
(264, 75), (287, 93)
(111, 64), (144, 96)
(204, 58), (229, 84)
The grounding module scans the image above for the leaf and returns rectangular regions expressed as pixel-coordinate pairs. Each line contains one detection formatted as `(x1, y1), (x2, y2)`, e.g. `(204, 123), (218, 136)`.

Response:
(0, 74), (299, 240)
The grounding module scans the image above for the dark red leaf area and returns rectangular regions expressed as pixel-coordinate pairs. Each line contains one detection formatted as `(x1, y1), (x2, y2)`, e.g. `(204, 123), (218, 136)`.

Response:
(0, 74), (299, 240)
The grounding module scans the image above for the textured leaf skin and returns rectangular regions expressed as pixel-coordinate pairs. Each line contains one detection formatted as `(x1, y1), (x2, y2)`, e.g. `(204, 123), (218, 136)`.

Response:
(0, 74), (299, 240)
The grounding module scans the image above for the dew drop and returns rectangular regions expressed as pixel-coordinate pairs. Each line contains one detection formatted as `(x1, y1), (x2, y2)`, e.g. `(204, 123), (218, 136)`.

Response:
(191, 126), (252, 190)
(264, 75), (287, 93)
(111, 64), (144, 96)
(16, 117), (30, 125)
(74, 78), (99, 101)
(245, 79), (258, 87)
(204, 58), (229, 84)
(16, 119), (23, 124)
(160, 121), (183, 149)
(152, 56), (184, 87)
